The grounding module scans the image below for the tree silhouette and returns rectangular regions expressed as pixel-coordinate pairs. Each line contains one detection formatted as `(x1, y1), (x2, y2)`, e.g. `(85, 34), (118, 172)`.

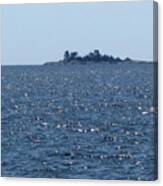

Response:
(61, 49), (126, 64)
(64, 50), (70, 62)
(70, 52), (78, 60)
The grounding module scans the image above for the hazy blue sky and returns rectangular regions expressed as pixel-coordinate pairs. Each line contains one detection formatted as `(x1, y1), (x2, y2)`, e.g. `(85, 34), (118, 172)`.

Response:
(1, 1), (153, 65)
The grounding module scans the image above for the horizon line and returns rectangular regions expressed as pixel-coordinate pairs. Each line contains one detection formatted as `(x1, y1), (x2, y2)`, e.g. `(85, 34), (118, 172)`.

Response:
(1, 60), (156, 66)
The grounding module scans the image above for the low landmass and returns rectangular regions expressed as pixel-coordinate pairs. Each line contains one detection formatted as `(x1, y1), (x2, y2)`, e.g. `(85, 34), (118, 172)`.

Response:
(43, 50), (151, 65)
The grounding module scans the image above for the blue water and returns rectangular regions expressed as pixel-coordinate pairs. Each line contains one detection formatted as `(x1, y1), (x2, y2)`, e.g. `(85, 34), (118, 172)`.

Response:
(1, 63), (157, 180)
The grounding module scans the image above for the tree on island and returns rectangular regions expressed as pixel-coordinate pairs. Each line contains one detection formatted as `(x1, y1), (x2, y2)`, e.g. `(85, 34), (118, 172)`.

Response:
(64, 50), (70, 62)
(64, 51), (79, 62)
(70, 52), (78, 60)
(93, 49), (101, 62)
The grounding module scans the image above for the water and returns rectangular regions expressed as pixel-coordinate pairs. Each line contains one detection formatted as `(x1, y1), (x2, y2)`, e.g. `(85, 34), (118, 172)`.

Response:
(1, 63), (157, 180)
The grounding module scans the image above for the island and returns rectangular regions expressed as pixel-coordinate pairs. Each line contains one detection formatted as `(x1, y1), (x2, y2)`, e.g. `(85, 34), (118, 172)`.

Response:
(43, 50), (133, 65)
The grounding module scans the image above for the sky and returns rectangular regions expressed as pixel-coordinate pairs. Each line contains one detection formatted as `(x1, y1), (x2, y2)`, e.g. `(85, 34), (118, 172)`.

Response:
(1, 1), (154, 65)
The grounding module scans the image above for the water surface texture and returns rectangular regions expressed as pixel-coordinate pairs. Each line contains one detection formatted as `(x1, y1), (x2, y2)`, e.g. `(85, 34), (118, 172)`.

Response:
(1, 63), (157, 180)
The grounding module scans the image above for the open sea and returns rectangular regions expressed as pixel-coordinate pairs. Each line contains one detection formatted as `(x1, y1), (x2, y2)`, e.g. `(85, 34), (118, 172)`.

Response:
(1, 63), (157, 180)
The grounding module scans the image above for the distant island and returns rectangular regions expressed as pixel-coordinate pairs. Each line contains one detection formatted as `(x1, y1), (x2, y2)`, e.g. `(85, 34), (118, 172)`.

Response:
(43, 50), (151, 65)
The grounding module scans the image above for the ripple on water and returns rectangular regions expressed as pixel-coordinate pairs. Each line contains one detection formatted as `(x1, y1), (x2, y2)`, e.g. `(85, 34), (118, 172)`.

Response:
(1, 64), (157, 180)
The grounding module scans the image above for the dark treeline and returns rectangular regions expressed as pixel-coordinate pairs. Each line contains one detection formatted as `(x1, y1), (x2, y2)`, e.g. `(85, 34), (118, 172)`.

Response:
(62, 50), (131, 64)
(44, 50), (133, 65)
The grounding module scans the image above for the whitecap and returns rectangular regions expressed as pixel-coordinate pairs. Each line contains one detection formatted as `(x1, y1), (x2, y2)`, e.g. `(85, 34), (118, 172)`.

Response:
(56, 124), (61, 128)
(77, 128), (83, 133)
(138, 106), (142, 110)
(142, 111), (148, 115)
(149, 106), (155, 113)
(41, 122), (48, 127)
